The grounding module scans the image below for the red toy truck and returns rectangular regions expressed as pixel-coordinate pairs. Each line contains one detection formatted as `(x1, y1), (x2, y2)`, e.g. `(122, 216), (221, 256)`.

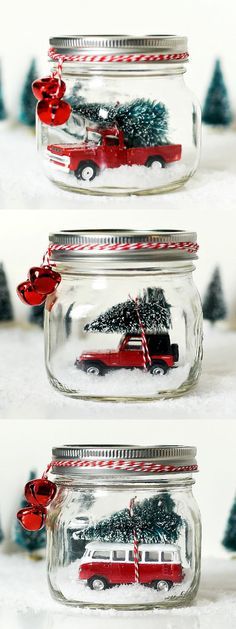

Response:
(75, 333), (179, 376)
(47, 127), (182, 181)
(78, 541), (184, 591)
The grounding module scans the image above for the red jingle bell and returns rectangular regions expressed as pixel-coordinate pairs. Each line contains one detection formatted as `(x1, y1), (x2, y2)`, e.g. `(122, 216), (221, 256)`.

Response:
(29, 266), (61, 296)
(17, 506), (47, 531)
(32, 76), (66, 101)
(17, 280), (46, 306)
(25, 478), (57, 507)
(37, 98), (71, 126)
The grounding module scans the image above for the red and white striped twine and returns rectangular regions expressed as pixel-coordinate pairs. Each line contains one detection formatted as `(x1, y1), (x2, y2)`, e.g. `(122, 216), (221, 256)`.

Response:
(44, 459), (198, 475)
(49, 47), (189, 87)
(129, 496), (139, 583)
(49, 47), (189, 66)
(133, 296), (151, 371)
(44, 241), (198, 264)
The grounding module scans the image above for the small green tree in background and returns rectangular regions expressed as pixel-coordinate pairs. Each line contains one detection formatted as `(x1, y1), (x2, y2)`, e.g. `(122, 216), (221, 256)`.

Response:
(12, 470), (46, 557)
(202, 59), (233, 127)
(222, 496), (236, 552)
(76, 493), (182, 545)
(0, 517), (4, 544)
(0, 263), (13, 322)
(0, 62), (7, 121)
(202, 267), (227, 324)
(29, 304), (44, 328)
(19, 59), (38, 127)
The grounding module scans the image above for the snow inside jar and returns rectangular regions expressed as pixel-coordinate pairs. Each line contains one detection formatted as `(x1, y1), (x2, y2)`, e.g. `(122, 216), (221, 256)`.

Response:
(44, 229), (203, 401)
(46, 444), (201, 610)
(36, 35), (201, 195)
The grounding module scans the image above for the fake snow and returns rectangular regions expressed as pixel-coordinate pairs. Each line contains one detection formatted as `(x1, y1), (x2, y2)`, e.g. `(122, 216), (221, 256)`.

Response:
(54, 558), (193, 606)
(0, 554), (236, 627)
(0, 126), (236, 208)
(50, 336), (191, 399)
(0, 324), (236, 419)
(46, 159), (189, 194)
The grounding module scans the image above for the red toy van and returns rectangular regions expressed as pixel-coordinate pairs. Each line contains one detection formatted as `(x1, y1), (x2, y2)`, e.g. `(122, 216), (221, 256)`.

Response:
(78, 541), (184, 591)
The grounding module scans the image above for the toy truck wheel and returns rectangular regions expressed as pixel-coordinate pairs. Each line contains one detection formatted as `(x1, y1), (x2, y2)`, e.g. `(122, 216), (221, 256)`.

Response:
(145, 156), (166, 169)
(75, 161), (98, 181)
(149, 361), (168, 376)
(82, 361), (106, 376)
(151, 580), (172, 592)
(88, 576), (109, 591)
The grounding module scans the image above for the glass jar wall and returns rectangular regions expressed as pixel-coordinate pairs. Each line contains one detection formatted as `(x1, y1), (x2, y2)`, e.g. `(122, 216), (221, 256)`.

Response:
(37, 35), (201, 195)
(44, 230), (203, 401)
(47, 445), (201, 610)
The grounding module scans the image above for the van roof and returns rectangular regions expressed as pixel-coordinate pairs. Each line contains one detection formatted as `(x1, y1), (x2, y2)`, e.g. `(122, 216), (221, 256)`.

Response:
(85, 541), (179, 552)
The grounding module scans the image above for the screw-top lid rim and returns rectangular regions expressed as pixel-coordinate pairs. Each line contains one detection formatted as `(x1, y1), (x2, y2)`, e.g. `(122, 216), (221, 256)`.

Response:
(49, 35), (188, 59)
(49, 230), (198, 261)
(52, 444), (197, 467)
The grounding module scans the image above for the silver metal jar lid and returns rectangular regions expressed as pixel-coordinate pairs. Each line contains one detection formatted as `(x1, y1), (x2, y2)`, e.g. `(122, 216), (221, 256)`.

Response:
(49, 230), (198, 262)
(51, 445), (198, 476)
(49, 35), (188, 62)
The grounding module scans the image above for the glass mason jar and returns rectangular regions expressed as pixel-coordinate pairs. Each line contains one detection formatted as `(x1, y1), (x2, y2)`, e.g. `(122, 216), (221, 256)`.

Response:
(44, 230), (203, 401)
(37, 35), (201, 196)
(47, 444), (201, 610)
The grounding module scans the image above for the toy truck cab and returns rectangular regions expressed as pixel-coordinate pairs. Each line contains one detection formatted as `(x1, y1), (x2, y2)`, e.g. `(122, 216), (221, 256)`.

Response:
(47, 126), (182, 181)
(75, 333), (179, 376)
(78, 541), (184, 591)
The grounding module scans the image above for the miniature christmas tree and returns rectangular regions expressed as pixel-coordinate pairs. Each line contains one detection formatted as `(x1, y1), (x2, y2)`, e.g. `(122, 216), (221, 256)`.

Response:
(76, 493), (182, 544)
(202, 59), (233, 127)
(29, 303), (44, 328)
(12, 471), (46, 554)
(74, 98), (169, 147)
(85, 287), (171, 334)
(19, 59), (38, 127)
(222, 495), (236, 552)
(73, 101), (117, 127)
(67, 80), (85, 110)
(202, 267), (227, 324)
(0, 263), (13, 321)
(115, 99), (169, 148)
(0, 62), (7, 121)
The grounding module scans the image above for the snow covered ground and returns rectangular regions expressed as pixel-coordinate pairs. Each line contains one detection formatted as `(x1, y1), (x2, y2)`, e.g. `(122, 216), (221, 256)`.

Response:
(0, 125), (236, 209)
(0, 554), (235, 628)
(0, 323), (235, 419)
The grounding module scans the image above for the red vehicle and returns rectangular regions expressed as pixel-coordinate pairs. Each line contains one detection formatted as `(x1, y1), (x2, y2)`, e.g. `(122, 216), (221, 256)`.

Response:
(47, 127), (182, 182)
(75, 333), (179, 376)
(79, 542), (184, 591)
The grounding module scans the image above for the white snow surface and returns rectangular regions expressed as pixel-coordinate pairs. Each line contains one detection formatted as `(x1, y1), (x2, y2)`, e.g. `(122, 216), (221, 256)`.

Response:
(0, 125), (236, 209)
(0, 553), (236, 628)
(0, 323), (235, 419)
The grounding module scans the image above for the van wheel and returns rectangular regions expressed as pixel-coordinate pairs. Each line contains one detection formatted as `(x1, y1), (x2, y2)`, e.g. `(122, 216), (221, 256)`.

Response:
(145, 156), (166, 169)
(82, 361), (106, 376)
(152, 580), (172, 592)
(149, 361), (168, 376)
(88, 576), (108, 591)
(75, 161), (98, 181)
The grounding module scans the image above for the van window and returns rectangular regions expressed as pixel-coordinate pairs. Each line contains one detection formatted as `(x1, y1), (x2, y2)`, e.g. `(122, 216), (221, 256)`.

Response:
(129, 550), (142, 562)
(145, 551), (160, 563)
(161, 551), (173, 562)
(126, 339), (142, 350)
(112, 550), (126, 561)
(92, 550), (111, 560)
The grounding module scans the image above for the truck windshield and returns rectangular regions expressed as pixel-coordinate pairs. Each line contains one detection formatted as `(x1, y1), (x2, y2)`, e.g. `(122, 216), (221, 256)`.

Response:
(87, 130), (102, 145)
